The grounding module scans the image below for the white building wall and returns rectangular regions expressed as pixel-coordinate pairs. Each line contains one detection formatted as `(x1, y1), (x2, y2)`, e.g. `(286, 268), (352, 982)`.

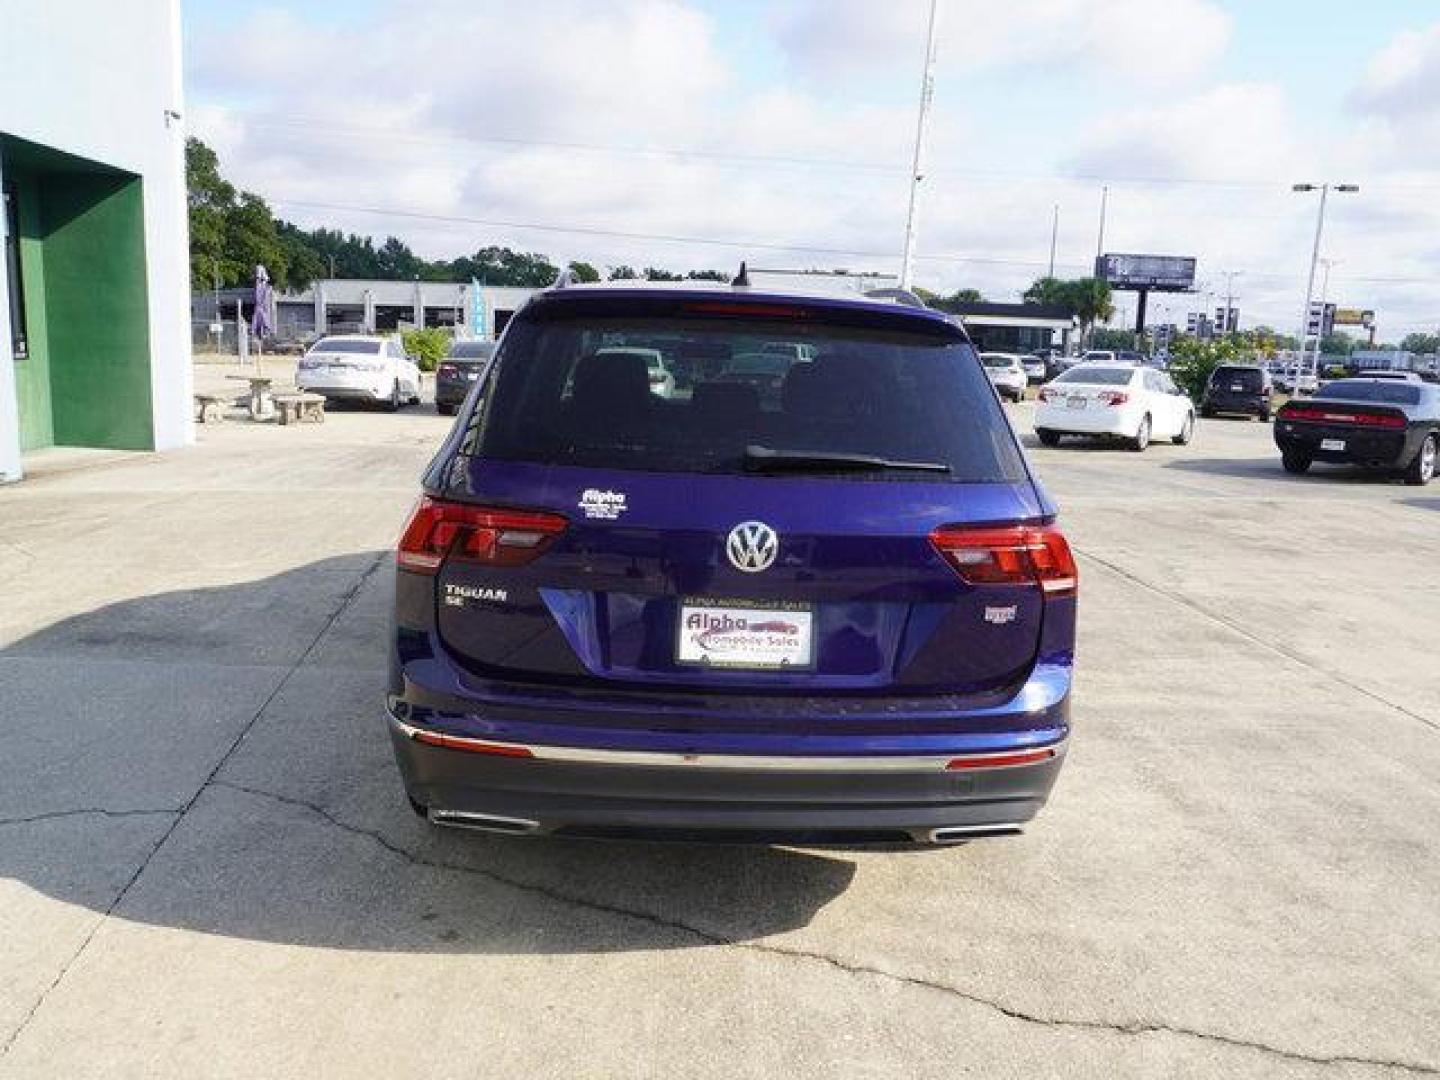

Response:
(0, 0), (192, 480)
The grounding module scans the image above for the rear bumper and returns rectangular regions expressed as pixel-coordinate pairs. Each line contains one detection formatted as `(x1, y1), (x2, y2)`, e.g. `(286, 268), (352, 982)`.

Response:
(300, 381), (390, 402)
(435, 378), (475, 406)
(388, 713), (1067, 845)
(1274, 423), (1411, 467)
(1034, 405), (1136, 436)
(1204, 394), (1268, 415)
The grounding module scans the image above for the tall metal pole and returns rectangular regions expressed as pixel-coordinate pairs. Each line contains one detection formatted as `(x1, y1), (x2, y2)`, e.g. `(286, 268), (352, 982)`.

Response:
(1095, 185), (1109, 262)
(1048, 204), (1059, 277)
(1313, 258), (1334, 369)
(898, 0), (941, 291)
(1296, 183), (1329, 384)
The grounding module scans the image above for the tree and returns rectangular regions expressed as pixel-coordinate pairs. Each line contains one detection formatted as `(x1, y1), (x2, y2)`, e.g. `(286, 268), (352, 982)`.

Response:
(686, 270), (729, 282)
(1090, 328), (1137, 351)
(1022, 276), (1112, 342)
(185, 138), (237, 290)
(608, 265), (640, 280)
(924, 288), (986, 315)
(1167, 335), (1254, 402)
(1319, 333), (1356, 357)
(566, 261), (601, 283)
(401, 327), (451, 373)
(1400, 332), (1439, 354)
(644, 267), (684, 281)
(223, 192), (289, 288)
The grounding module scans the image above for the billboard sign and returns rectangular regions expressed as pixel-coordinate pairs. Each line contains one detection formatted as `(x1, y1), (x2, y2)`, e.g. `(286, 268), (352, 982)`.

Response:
(1332, 308), (1374, 328)
(1095, 253), (1196, 292)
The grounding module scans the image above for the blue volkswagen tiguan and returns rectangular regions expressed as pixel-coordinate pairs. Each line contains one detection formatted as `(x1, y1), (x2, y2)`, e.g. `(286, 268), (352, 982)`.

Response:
(387, 281), (1076, 845)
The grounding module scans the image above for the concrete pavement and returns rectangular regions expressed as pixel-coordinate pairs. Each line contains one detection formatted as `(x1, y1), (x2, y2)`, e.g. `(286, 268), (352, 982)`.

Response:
(1, 399), (1436, 1078)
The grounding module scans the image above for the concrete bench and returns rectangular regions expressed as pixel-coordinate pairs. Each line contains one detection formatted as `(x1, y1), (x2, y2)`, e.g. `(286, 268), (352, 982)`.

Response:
(271, 391), (327, 426)
(194, 393), (229, 424)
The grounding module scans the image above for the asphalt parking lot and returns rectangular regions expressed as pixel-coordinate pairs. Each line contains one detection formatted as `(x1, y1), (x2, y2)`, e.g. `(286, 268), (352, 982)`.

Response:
(1, 393), (1437, 1079)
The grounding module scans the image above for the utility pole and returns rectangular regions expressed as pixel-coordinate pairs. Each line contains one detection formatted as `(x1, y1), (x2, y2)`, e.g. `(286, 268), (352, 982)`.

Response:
(1313, 258), (1336, 369)
(898, 0), (941, 291)
(328, 254), (336, 280)
(1095, 185), (1109, 262)
(1292, 182), (1358, 386)
(1048, 203), (1059, 277)
(1220, 269), (1242, 335)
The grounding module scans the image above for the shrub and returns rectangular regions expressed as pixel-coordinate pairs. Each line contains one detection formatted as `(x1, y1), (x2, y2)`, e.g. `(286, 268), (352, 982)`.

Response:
(1167, 336), (1254, 401)
(401, 327), (451, 373)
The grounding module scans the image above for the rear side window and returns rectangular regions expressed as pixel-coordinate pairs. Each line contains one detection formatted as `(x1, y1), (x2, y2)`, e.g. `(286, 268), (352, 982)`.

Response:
(1315, 381), (1421, 405)
(449, 342), (496, 360)
(313, 338), (381, 354)
(1212, 366), (1264, 389)
(470, 313), (1026, 483)
(1055, 366), (1133, 386)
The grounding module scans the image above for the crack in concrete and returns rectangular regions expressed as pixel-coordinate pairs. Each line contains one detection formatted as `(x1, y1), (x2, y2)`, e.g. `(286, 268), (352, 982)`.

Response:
(0, 553), (386, 1061)
(211, 778), (1438, 1077)
(0, 808), (179, 829)
(1074, 547), (1440, 735)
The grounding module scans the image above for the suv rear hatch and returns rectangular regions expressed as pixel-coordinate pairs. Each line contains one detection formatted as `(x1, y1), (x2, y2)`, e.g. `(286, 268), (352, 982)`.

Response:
(412, 291), (1062, 709)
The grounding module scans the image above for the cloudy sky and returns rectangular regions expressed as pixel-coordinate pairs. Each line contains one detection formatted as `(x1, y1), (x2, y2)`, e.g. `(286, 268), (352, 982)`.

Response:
(184, 0), (1440, 337)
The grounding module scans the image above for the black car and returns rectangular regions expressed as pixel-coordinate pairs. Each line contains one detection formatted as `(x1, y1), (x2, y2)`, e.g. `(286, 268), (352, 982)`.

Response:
(1202, 364), (1273, 420)
(435, 340), (497, 415)
(1274, 378), (1439, 484)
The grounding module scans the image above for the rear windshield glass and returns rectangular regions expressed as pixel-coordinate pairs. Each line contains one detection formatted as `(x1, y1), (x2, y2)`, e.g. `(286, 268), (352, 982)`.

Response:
(1054, 366), (1133, 386)
(312, 338), (381, 354)
(1212, 366), (1264, 388)
(470, 315), (1026, 482)
(1315, 381), (1421, 405)
(979, 354), (1014, 368)
(449, 341), (496, 360)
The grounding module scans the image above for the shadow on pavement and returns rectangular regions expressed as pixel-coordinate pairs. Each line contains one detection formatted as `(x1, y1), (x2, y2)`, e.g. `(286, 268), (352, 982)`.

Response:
(0, 555), (858, 956)
(1164, 457), (1406, 486)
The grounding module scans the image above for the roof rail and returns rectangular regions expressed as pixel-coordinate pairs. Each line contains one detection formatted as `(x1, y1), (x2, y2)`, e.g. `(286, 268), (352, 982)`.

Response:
(551, 267), (577, 290)
(864, 287), (928, 309)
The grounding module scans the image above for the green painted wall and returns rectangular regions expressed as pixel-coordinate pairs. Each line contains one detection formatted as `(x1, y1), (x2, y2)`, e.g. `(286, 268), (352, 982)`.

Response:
(42, 174), (153, 450)
(11, 172), (54, 450)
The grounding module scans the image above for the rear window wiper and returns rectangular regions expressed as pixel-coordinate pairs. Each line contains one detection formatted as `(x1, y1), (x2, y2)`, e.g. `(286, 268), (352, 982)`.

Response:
(743, 445), (951, 474)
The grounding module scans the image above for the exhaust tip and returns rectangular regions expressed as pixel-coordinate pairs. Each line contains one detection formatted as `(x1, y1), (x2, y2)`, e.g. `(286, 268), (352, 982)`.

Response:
(428, 810), (541, 835)
(927, 824), (1024, 844)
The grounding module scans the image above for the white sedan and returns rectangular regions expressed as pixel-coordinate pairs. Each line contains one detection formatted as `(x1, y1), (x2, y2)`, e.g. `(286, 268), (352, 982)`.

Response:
(980, 352), (1028, 402)
(1034, 363), (1195, 451)
(297, 335), (422, 411)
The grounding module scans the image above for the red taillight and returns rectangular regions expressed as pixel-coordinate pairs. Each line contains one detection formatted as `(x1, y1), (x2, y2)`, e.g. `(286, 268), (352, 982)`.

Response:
(412, 730), (534, 757)
(1282, 405), (1405, 429)
(397, 496), (567, 574)
(945, 747), (1056, 771)
(437, 363), (458, 379)
(683, 301), (812, 318)
(930, 524), (1078, 597)
(1098, 391), (1129, 406)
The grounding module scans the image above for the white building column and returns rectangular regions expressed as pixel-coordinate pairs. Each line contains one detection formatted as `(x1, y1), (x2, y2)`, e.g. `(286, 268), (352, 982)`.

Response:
(313, 280), (327, 337)
(412, 280), (423, 329)
(0, 155), (23, 483)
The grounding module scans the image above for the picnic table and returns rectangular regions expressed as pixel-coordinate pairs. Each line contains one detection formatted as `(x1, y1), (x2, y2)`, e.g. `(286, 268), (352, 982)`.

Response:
(271, 391), (327, 426)
(226, 375), (275, 420)
(193, 392), (229, 424)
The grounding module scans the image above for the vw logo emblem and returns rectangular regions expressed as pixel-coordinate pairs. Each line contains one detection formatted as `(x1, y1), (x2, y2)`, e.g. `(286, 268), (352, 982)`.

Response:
(726, 521), (779, 573)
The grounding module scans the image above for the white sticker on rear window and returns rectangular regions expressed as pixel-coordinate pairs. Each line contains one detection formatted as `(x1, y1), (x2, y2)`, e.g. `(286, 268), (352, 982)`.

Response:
(579, 488), (627, 520)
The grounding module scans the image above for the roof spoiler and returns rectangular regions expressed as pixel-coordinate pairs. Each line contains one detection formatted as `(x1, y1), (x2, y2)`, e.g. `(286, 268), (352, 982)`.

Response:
(864, 287), (928, 309)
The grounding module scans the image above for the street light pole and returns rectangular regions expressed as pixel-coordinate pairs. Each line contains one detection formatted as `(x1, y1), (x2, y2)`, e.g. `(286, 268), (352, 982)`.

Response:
(1048, 203), (1059, 277)
(899, 0), (941, 291)
(1292, 182), (1358, 389)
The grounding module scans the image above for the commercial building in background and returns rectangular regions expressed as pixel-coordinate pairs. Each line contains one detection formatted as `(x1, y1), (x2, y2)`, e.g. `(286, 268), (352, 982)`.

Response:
(192, 280), (541, 348)
(948, 301), (1076, 354)
(0, 1), (190, 483)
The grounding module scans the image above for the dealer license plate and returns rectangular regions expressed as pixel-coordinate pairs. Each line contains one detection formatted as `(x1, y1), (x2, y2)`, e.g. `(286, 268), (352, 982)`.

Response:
(1321, 438), (1346, 451)
(677, 599), (814, 670)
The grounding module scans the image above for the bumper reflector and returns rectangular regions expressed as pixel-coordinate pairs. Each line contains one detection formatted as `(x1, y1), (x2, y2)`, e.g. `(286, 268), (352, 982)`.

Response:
(411, 730), (535, 758)
(945, 747), (1056, 771)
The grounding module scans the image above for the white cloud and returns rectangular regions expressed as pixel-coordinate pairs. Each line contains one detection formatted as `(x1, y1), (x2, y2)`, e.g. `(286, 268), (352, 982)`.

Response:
(180, 1), (1440, 334)
(774, 0), (1232, 85)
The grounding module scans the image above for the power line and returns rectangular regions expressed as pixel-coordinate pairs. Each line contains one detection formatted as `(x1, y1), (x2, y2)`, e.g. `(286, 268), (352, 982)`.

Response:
(233, 114), (1440, 194)
(269, 195), (1440, 287)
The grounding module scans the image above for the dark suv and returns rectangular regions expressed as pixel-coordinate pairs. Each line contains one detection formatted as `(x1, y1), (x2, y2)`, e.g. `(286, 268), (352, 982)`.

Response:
(435, 340), (496, 415)
(1202, 364), (1273, 420)
(388, 283), (1076, 846)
